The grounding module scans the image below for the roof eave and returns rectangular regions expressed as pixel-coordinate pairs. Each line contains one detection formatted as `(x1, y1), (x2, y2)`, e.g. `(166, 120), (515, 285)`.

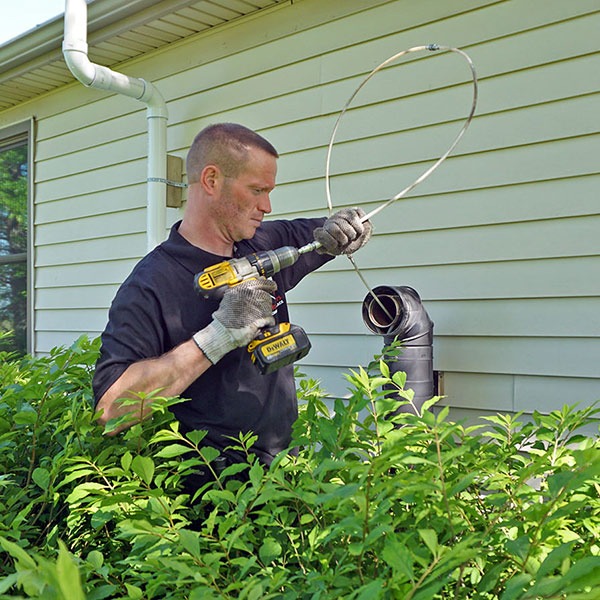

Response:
(0, 0), (172, 74)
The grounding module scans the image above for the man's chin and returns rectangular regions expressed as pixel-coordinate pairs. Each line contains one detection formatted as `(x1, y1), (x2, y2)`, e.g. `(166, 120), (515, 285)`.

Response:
(234, 225), (259, 241)
(248, 221), (263, 236)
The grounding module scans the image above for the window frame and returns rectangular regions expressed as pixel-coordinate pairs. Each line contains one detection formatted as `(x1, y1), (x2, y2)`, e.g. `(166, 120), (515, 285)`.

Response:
(0, 119), (34, 354)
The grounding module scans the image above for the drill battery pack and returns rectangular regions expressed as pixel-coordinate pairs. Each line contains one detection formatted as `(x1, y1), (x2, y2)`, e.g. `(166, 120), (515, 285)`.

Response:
(247, 323), (311, 375)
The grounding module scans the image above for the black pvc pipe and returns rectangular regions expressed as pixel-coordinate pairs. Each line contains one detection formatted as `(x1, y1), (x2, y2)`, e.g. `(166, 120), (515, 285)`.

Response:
(362, 285), (434, 414)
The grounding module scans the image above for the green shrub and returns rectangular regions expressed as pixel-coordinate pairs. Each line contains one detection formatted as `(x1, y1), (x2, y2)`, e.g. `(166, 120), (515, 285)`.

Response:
(1, 337), (600, 599)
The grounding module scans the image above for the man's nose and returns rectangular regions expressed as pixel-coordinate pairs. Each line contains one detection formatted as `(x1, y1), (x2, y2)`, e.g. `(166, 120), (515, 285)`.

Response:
(259, 193), (272, 214)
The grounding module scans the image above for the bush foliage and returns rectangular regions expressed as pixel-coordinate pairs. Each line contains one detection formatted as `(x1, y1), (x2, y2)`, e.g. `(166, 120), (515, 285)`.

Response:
(1, 335), (600, 599)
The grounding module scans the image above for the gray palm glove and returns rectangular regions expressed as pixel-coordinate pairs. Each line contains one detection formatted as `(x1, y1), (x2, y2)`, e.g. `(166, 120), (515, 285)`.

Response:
(193, 278), (277, 365)
(313, 207), (373, 255)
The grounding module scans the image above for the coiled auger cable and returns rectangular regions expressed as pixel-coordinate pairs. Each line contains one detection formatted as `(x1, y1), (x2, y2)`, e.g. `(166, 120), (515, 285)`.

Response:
(322, 44), (479, 322)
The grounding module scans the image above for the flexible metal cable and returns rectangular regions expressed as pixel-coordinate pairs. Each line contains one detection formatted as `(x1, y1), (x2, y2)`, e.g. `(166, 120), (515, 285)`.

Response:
(323, 44), (478, 320)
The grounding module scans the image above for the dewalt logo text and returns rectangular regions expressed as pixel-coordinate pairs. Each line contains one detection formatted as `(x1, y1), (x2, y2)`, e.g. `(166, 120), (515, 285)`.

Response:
(263, 335), (296, 357)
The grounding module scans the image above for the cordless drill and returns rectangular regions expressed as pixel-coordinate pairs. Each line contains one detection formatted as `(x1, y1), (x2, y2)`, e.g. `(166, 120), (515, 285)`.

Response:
(193, 242), (320, 374)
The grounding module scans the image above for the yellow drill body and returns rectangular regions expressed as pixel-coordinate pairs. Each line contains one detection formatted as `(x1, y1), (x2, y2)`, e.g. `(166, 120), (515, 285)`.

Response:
(193, 245), (315, 373)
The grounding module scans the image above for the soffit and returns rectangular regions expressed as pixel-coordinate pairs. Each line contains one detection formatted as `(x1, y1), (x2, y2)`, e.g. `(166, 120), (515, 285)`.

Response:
(0, 0), (285, 111)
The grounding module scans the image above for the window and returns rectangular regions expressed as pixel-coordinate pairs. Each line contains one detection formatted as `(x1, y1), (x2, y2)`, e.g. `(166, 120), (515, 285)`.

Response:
(0, 122), (31, 355)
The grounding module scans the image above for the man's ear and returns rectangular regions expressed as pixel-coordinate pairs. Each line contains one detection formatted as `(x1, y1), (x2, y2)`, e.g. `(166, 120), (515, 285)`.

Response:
(200, 165), (222, 195)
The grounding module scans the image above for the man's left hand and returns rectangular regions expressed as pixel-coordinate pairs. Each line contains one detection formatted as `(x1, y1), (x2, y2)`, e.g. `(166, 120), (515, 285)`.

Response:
(313, 207), (373, 255)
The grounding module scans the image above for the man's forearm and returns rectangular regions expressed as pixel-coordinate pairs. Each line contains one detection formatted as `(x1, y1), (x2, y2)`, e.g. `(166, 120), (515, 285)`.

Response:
(96, 339), (211, 434)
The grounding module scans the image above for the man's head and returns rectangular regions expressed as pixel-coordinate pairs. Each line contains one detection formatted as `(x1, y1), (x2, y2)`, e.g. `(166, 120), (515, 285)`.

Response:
(186, 123), (278, 184)
(185, 124), (279, 244)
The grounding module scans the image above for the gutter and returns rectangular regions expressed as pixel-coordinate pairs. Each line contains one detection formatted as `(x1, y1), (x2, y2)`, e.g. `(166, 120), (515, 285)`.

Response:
(62, 0), (168, 252)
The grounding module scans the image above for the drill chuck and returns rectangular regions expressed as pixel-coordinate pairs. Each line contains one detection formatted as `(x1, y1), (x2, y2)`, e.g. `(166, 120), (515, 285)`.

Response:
(249, 246), (300, 279)
(194, 246), (301, 299)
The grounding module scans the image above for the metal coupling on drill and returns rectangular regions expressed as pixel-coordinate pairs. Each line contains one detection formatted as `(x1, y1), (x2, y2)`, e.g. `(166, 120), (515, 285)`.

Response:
(193, 246), (302, 299)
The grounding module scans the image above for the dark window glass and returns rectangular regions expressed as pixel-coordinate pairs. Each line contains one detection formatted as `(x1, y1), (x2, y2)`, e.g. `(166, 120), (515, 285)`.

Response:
(0, 143), (28, 355)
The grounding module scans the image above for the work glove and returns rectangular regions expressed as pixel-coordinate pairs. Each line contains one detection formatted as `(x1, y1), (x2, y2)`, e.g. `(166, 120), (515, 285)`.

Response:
(313, 207), (373, 255)
(193, 278), (277, 365)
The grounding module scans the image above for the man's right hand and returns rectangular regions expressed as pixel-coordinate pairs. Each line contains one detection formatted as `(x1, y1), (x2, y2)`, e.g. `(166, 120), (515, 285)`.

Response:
(193, 278), (277, 364)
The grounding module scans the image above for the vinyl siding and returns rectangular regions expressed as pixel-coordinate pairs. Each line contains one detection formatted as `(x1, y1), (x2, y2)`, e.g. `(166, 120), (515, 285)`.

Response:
(0, 0), (597, 418)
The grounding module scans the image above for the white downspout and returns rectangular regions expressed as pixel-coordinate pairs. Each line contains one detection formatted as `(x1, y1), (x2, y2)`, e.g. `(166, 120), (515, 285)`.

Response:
(62, 0), (167, 252)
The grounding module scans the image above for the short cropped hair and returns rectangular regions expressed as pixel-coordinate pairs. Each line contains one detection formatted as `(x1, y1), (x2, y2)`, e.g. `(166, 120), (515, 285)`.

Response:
(186, 123), (279, 184)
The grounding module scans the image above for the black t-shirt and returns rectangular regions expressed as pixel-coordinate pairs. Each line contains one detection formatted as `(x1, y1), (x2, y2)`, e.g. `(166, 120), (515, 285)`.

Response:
(93, 218), (331, 464)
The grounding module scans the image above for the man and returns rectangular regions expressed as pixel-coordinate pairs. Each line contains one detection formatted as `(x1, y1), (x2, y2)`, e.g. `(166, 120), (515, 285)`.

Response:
(93, 123), (371, 468)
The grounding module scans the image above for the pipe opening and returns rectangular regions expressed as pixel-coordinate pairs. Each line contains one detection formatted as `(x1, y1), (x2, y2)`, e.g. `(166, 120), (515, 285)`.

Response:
(362, 286), (407, 335)
(366, 294), (403, 330)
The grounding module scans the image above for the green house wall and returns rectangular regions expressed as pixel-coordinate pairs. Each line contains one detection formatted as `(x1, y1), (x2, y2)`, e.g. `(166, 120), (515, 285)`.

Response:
(1, 0), (598, 418)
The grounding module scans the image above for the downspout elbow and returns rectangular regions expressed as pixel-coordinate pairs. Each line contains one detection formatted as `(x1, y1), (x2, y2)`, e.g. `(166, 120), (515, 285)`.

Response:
(62, 42), (96, 86)
(138, 81), (168, 120)
(63, 0), (168, 252)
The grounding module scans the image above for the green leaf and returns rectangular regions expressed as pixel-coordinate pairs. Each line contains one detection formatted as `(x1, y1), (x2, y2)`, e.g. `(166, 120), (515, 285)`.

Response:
(249, 462), (263, 488)
(558, 556), (600, 590)
(0, 536), (36, 569)
(421, 396), (441, 414)
(379, 360), (390, 378)
(66, 481), (106, 503)
(87, 584), (118, 600)
(186, 429), (208, 445)
(56, 468), (95, 488)
(381, 535), (413, 581)
(131, 455), (154, 485)
(86, 550), (104, 570)
(418, 529), (438, 557)
(198, 445), (220, 465)
(392, 370), (407, 388)
(125, 584), (144, 599)
(547, 470), (575, 497)
(248, 583), (264, 600)
(355, 579), (384, 600)
(259, 537), (282, 564)
(506, 535), (530, 561)
(524, 576), (563, 598)
(0, 573), (19, 594)
(500, 573), (532, 600)
(179, 529), (201, 558)
(448, 472), (478, 497)
(154, 443), (193, 458)
(370, 376), (391, 389)
(57, 541), (85, 600)
(149, 429), (182, 444)
(536, 542), (574, 580)
(220, 462), (249, 479)
(14, 410), (37, 425)
(120, 451), (132, 472)
(477, 561), (508, 594)
(436, 405), (450, 423)
(412, 579), (447, 600)
(32, 467), (50, 491)
(91, 510), (113, 529)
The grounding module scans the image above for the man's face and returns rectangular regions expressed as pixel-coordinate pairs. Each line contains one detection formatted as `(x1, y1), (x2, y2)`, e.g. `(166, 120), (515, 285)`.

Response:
(214, 148), (277, 242)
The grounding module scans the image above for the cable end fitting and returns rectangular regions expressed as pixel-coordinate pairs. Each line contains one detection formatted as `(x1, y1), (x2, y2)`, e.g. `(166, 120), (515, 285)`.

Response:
(427, 44), (440, 51)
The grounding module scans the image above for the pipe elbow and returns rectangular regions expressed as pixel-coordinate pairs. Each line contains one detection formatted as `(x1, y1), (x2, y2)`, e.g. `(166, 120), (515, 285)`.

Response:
(139, 80), (168, 119)
(62, 43), (96, 86)
(362, 285), (435, 413)
(362, 285), (433, 345)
